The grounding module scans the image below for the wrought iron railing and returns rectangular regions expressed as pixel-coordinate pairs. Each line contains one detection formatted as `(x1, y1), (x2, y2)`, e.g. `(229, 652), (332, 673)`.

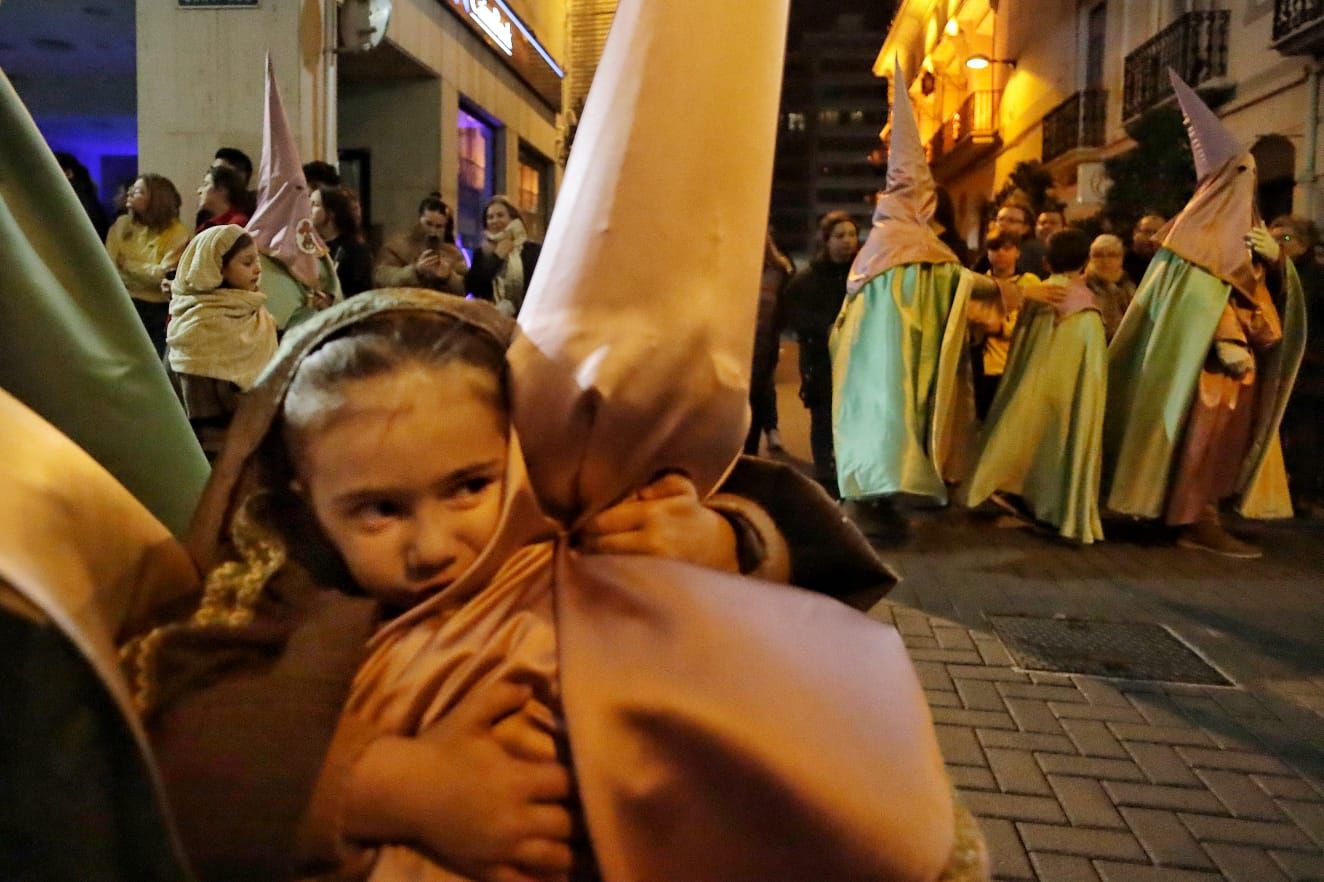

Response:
(1041, 89), (1108, 162)
(1273, 0), (1324, 42)
(1122, 10), (1229, 120)
(926, 90), (1001, 164)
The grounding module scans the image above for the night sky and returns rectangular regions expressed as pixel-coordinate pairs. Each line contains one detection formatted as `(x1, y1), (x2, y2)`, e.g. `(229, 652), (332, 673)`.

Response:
(788, 0), (895, 44)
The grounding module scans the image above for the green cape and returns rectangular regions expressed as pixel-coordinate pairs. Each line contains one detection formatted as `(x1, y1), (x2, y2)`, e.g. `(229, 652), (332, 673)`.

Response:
(1103, 248), (1306, 518)
(258, 252), (342, 329)
(959, 303), (1108, 543)
(0, 70), (208, 536)
(830, 262), (974, 502)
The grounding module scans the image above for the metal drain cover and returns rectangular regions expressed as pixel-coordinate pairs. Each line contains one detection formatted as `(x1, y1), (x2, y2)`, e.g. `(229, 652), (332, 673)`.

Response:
(988, 616), (1233, 686)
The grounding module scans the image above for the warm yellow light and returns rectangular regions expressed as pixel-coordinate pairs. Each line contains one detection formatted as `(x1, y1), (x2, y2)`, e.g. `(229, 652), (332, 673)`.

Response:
(965, 53), (991, 70)
(945, 18), (960, 36)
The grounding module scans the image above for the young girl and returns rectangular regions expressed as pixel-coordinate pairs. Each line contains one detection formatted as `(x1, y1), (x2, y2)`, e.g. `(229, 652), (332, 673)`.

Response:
(164, 224), (278, 458)
(131, 291), (977, 882)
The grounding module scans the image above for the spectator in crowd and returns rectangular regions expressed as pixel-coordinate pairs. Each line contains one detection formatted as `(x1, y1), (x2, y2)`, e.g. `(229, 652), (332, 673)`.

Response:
(1123, 212), (1166, 285)
(210, 146), (257, 216)
(465, 194), (543, 315)
(1085, 233), (1136, 341)
(974, 203), (1046, 277)
(302, 160), (340, 190)
(746, 231), (794, 454)
(311, 186), (373, 297)
(783, 210), (858, 494)
(54, 150), (109, 240)
(1270, 215), (1324, 514)
(935, 187), (971, 266)
(373, 194), (466, 294)
(104, 173), (190, 356)
(194, 164), (251, 233)
(1035, 208), (1066, 244)
(972, 229), (1039, 418)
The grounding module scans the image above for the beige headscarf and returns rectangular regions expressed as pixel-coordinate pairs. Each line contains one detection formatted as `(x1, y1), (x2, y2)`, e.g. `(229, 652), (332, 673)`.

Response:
(166, 224), (278, 389)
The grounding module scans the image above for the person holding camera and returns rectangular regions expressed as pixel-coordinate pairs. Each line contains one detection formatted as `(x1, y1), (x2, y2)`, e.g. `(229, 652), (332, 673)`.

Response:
(373, 194), (467, 294)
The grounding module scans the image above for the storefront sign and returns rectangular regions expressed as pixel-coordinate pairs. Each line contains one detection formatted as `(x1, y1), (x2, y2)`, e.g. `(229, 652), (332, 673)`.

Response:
(444, 0), (563, 111)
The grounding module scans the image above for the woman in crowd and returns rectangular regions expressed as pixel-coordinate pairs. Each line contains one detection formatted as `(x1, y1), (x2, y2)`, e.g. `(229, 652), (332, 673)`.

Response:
(104, 173), (191, 356)
(465, 195), (542, 316)
(783, 210), (859, 495)
(1084, 233), (1136, 342)
(311, 186), (373, 297)
(54, 150), (109, 241)
(195, 164), (251, 233)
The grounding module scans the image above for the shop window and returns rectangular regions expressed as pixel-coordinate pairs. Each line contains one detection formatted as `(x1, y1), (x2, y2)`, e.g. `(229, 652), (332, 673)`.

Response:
(457, 104), (498, 259)
(517, 144), (551, 238)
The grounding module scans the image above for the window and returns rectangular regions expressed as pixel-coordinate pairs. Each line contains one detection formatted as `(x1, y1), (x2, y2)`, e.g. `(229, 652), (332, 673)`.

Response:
(786, 112), (807, 132)
(517, 144), (551, 238)
(1086, 3), (1107, 89)
(457, 104), (498, 259)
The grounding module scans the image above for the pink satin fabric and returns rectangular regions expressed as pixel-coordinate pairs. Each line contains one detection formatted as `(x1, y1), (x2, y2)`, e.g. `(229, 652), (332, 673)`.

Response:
(1159, 153), (1260, 301)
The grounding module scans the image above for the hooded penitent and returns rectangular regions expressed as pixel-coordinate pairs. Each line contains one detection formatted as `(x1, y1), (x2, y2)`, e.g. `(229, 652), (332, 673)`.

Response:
(1104, 70), (1305, 520)
(0, 67), (209, 536)
(245, 55), (334, 326)
(0, 387), (197, 879)
(830, 57), (981, 503)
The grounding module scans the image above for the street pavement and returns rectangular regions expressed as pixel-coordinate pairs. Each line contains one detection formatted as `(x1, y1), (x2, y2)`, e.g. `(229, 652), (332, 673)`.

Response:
(762, 341), (1324, 881)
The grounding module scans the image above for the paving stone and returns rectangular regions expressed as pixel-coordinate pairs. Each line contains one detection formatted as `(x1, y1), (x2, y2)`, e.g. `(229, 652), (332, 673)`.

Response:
(1270, 847), (1324, 880)
(960, 789), (1068, 823)
(1195, 769), (1286, 821)
(1117, 806), (1217, 869)
(1179, 814), (1315, 849)
(935, 627), (977, 651)
(1176, 746), (1291, 775)
(1006, 697), (1067, 735)
(948, 662), (1031, 682)
(903, 635), (940, 650)
(978, 728), (1078, 755)
(925, 688), (963, 708)
(1029, 671), (1074, 686)
(932, 707), (1018, 730)
(1128, 693), (1195, 728)
(977, 817), (1034, 880)
(1102, 781), (1225, 814)
(956, 677), (1007, 711)
(1074, 676), (1133, 707)
(1108, 722), (1215, 748)
(1062, 718), (1130, 759)
(1093, 862), (1222, 881)
(1015, 822), (1146, 861)
(999, 682), (1087, 703)
(935, 724), (987, 766)
(973, 636), (1016, 668)
(1254, 775), (1324, 802)
(1028, 852), (1101, 881)
(895, 613), (935, 638)
(988, 748), (1053, 796)
(1278, 799), (1324, 848)
(908, 647), (985, 664)
(1035, 753), (1148, 783)
(913, 660), (956, 692)
(1125, 742), (1204, 787)
(1211, 690), (1280, 720)
(1048, 775), (1127, 829)
(949, 764), (999, 792)
(1049, 701), (1147, 724)
(1203, 843), (1293, 881)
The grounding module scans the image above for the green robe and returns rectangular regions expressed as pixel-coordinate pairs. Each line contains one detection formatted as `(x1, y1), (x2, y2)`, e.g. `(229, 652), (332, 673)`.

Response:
(1103, 248), (1306, 518)
(830, 262), (974, 503)
(0, 72), (208, 536)
(258, 252), (342, 330)
(959, 302), (1108, 543)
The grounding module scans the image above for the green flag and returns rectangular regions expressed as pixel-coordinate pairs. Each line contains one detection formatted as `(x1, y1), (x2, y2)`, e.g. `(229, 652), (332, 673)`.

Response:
(0, 68), (209, 536)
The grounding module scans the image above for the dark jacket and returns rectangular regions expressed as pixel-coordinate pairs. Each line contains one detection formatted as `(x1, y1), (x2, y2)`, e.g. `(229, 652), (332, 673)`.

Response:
(465, 240), (543, 305)
(326, 235), (374, 298)
(783, 257), (851, 406)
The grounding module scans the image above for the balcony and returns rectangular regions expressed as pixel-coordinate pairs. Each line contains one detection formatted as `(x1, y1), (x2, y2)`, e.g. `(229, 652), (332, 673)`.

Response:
(1122, 10), (1230, 120)
(1041, 90), (1108, 164)
(926, 90), (1002, 178)
(1273, 0), (1324, 54)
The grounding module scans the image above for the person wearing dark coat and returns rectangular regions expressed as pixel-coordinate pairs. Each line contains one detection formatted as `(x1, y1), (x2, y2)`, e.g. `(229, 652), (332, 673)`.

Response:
(464, 195), (542, 316)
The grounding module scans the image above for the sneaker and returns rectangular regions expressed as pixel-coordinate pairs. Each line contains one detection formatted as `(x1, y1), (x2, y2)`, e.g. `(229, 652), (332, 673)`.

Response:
(765, 428), (784, 452)
(1176, 520), (1262, 559)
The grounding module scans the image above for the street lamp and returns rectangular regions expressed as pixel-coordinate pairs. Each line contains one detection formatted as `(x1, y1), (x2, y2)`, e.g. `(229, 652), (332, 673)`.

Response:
(966, 53), (1016, 71)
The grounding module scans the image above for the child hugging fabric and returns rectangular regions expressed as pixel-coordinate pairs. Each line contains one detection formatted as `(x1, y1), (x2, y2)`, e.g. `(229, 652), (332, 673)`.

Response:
(165, 224), (278, 457)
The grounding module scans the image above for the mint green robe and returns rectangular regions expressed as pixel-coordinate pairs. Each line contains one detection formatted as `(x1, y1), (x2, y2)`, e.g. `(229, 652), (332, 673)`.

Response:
(259, 252), (342, 330)
(959, 302), (1108, 543)
(0, 72), (208, 535)
(830, 262), (974, 502)
(1104, 248), (1305, 518)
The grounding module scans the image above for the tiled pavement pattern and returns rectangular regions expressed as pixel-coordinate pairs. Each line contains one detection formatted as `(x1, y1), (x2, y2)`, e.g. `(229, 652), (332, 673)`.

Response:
(861, 509), (1324, 881)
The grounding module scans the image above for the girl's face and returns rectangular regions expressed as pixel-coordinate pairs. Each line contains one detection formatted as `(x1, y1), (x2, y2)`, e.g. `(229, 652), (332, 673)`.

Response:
(485, 202), (512, 234)
(222, 242), (262, 291)
(126, 178), (150, 217)
(198, 173), (227, 214)
(294, 363), (508, 607)
(826, 221), (858, 263)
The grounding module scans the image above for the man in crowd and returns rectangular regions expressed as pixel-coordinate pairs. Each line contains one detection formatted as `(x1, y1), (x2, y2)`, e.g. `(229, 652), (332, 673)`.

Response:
(200, 147), (257, 223)
(372, 194), (466, 293)
(302, 160), (340, 190)
(1271, 215), (1324, 515)
(983, 203), (1046, 277)
(1035, 208), (1066, 246)
(1124, 212), (1166, 286)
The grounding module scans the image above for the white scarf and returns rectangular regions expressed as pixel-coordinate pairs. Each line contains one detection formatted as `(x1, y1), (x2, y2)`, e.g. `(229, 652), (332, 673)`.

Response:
(487, 218), (528, 315)
(166, 287), (278, 390)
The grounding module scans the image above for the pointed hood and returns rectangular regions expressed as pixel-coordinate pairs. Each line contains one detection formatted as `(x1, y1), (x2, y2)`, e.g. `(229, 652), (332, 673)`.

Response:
(507, 0), (790, 522)
(0, 68), (208, 535)
(245, 55), (325, 288)
(848, 58), (957, 294)
(1159, 69), (1259, 298)
(1169, 69), (1241, 183)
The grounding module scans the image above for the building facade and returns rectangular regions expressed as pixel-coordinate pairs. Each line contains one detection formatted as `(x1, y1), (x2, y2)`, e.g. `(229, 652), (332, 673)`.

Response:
(876, 0), (1324, 246)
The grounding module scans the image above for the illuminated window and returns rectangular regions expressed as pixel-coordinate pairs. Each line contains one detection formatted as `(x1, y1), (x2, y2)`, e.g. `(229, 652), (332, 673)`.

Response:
(786, 112), (806, 131)
(457, 104), (497, 257)
(517, 144), (551, 237)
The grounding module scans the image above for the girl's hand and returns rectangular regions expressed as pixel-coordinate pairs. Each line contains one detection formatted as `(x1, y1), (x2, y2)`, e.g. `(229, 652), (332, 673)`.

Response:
(576, 473), (740, 573)
(345, 682), (573, 882)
